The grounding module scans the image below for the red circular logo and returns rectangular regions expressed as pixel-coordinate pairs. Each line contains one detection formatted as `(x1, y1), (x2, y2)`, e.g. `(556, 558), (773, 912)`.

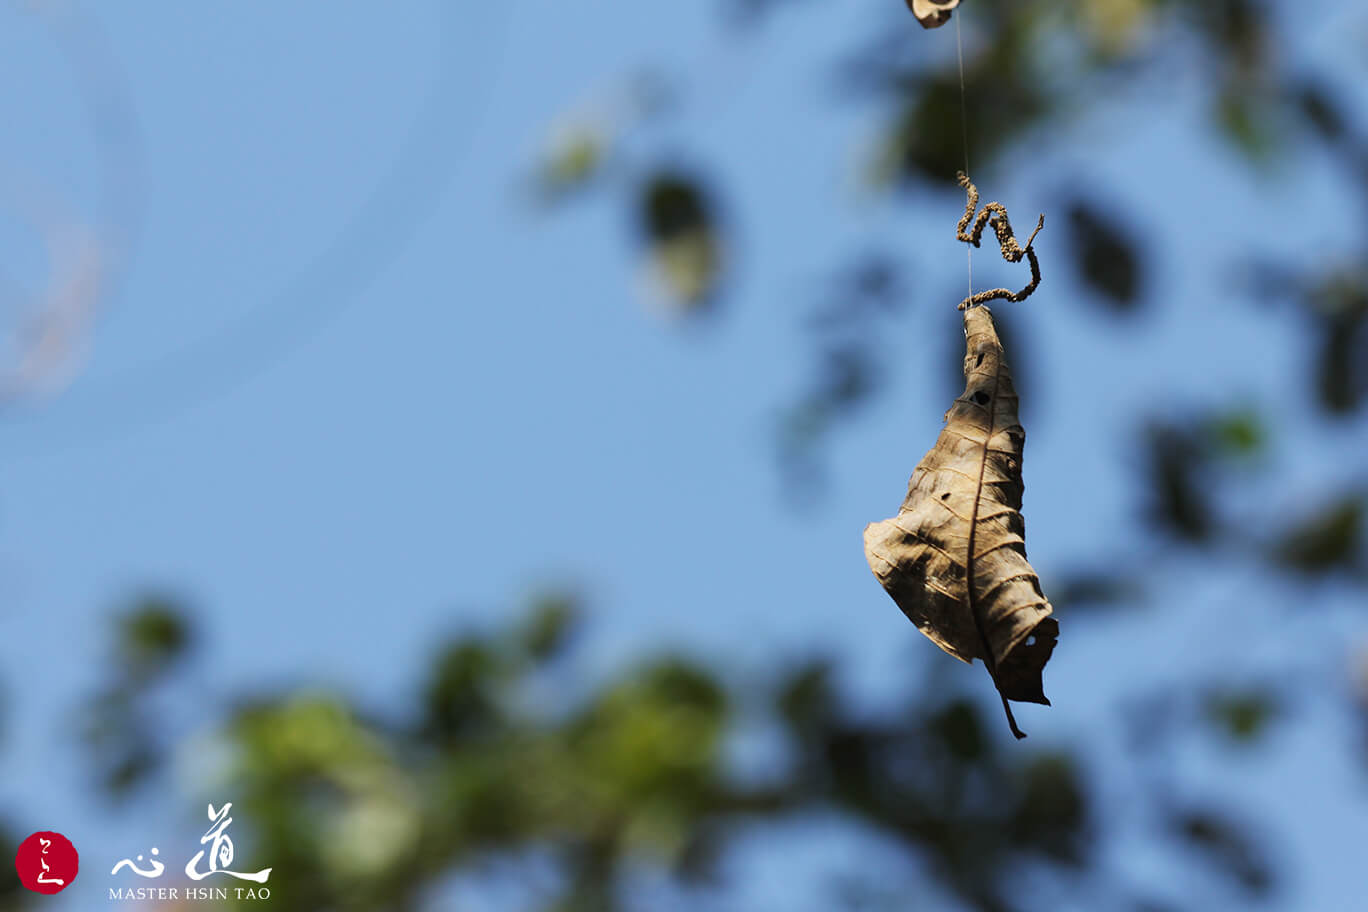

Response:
(14, 831), (79, 894)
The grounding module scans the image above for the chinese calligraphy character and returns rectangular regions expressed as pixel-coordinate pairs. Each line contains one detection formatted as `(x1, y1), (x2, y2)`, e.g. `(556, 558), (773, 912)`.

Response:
(185, 803), (271, 883)
(35, 838), (64, 886)
(111, 847), (165, 878)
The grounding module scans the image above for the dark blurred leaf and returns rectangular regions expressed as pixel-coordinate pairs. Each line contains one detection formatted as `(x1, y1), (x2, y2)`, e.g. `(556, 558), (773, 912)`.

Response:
(1065, 200), (1143, 311)
(819, 344), (879, 410)
(928, 699), (986, 762)
(117, 596), (192, 680)
(642, 173), (708, 240)
(1143, 421), (1215, 542)
(878, 68), (1049, 188)
(1271, 494), (1364, 575)
(1187, 0), (1269, 74)
(776, 342), (882, 504)
(807, 255), (905, 330)
(777, 660), (836, 738)
(674, 820), (726, 883)
(778, 256), (911, 501)
(422, 639), (507, 741)
(1011, 753), (1089, 866)
(519, 591), (581, 662)
(1204, 688), (1279, 742)
(1131, 901), (1181, 912)
(1310, 275), (1368, 415)
(638, 171), (722, 312)
(725, 0), (813, 28)
(1171, 808), (1273, 895)
(1048, 570), (1144, 614)
(0, 824), (23, 905)
(82, 599), (193, 798)
(1291, 78), (1347, 144)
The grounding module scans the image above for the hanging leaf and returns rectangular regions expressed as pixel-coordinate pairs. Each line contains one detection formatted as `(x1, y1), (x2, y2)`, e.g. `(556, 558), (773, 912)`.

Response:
(864, 305), (1056, 738)
(905, 0), (962, 29)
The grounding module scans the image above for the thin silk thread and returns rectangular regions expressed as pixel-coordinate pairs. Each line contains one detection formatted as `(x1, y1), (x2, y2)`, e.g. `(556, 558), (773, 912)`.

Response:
(955, 15), (972, 298)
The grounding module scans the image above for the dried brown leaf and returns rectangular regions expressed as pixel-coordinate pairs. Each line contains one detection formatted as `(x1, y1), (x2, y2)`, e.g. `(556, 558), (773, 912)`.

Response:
(864, 305), (1057, 738)
(905, 0), (962, 30)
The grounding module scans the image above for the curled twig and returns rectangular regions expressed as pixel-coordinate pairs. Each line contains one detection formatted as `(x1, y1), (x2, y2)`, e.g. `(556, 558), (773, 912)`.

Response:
(955, 171), (1044, 310)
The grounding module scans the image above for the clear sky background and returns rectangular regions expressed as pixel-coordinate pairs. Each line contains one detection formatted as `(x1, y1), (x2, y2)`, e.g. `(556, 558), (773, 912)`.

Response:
(2, 1), (1367, 909)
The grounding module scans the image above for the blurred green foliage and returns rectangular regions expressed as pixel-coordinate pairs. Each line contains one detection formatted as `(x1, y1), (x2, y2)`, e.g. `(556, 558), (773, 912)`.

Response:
(71, 600), (1116, 911)
(82, 595), (194, 797)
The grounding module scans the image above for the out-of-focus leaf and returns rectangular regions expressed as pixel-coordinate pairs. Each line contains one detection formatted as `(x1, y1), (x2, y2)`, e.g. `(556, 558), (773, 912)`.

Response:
(777, 660), (836, 737)
(776, 343), (881, 503)
(536, 126), (606, 200)
(1292, 78), (1347, 144)
(519, 591), (581, 662)
(873, 44), (1050, 189)
(1011, 753), (1089, 865)
(571, 658), (727, 815)
(928, 699), (986, 762)
(1204, 688), (1279, 742)
(1309, 274), (1368, 415)
(806, 256), (904, 330)
(1187, 0), (1268, 73)
(1141, 409), (1265, 544)
(1205, 408), (1265, 458)
(83, 599), (194, 798)
(818, 344), (879, 410)
(422, 639), (507, 741)
(638, 171), (723, 314)
(117, 596), (192, 680)
(1215, 86), (1280, 163)
(1048, 570), (1144, 614)
(1065, 200), (1142, 311)
(778, 256), (909, 501)
(1079, 0), (1157, 58)
(1132, 901), (1181, 912)
(1171, 808), (1273, 895)
(0, 825), (22, 904)
(1271, 494), (1364, 575)
(1143, 420), (1215, 542)
(725, 0), (814, 28)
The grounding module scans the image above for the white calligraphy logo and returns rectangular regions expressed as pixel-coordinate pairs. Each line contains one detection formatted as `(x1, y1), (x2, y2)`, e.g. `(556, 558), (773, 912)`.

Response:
(111, 803), (271, 884)
(36, 837), (65, 886)
(110, 846), (163, 878)
(186, 803), (271, 883)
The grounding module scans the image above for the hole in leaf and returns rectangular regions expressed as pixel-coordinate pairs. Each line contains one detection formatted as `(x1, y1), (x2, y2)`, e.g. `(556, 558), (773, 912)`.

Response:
(975, 353), (985, 367)
(972, 391), (991, 406)
(941, 492), (951, 501)
(1026, 635), (1036, 646)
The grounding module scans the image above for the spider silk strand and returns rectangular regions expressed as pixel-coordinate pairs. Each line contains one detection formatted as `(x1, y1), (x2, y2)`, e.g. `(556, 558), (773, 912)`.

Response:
(955, 14), (973, 298)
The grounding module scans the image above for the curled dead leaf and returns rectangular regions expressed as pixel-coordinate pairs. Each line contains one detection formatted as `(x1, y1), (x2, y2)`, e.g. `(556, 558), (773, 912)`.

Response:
(864, 305), (1056, 738)
(906, 0), (962, 29)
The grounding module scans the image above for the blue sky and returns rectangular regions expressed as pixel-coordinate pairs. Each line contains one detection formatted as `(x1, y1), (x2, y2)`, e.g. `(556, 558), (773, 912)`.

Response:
(2, 1), (1367, 909)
